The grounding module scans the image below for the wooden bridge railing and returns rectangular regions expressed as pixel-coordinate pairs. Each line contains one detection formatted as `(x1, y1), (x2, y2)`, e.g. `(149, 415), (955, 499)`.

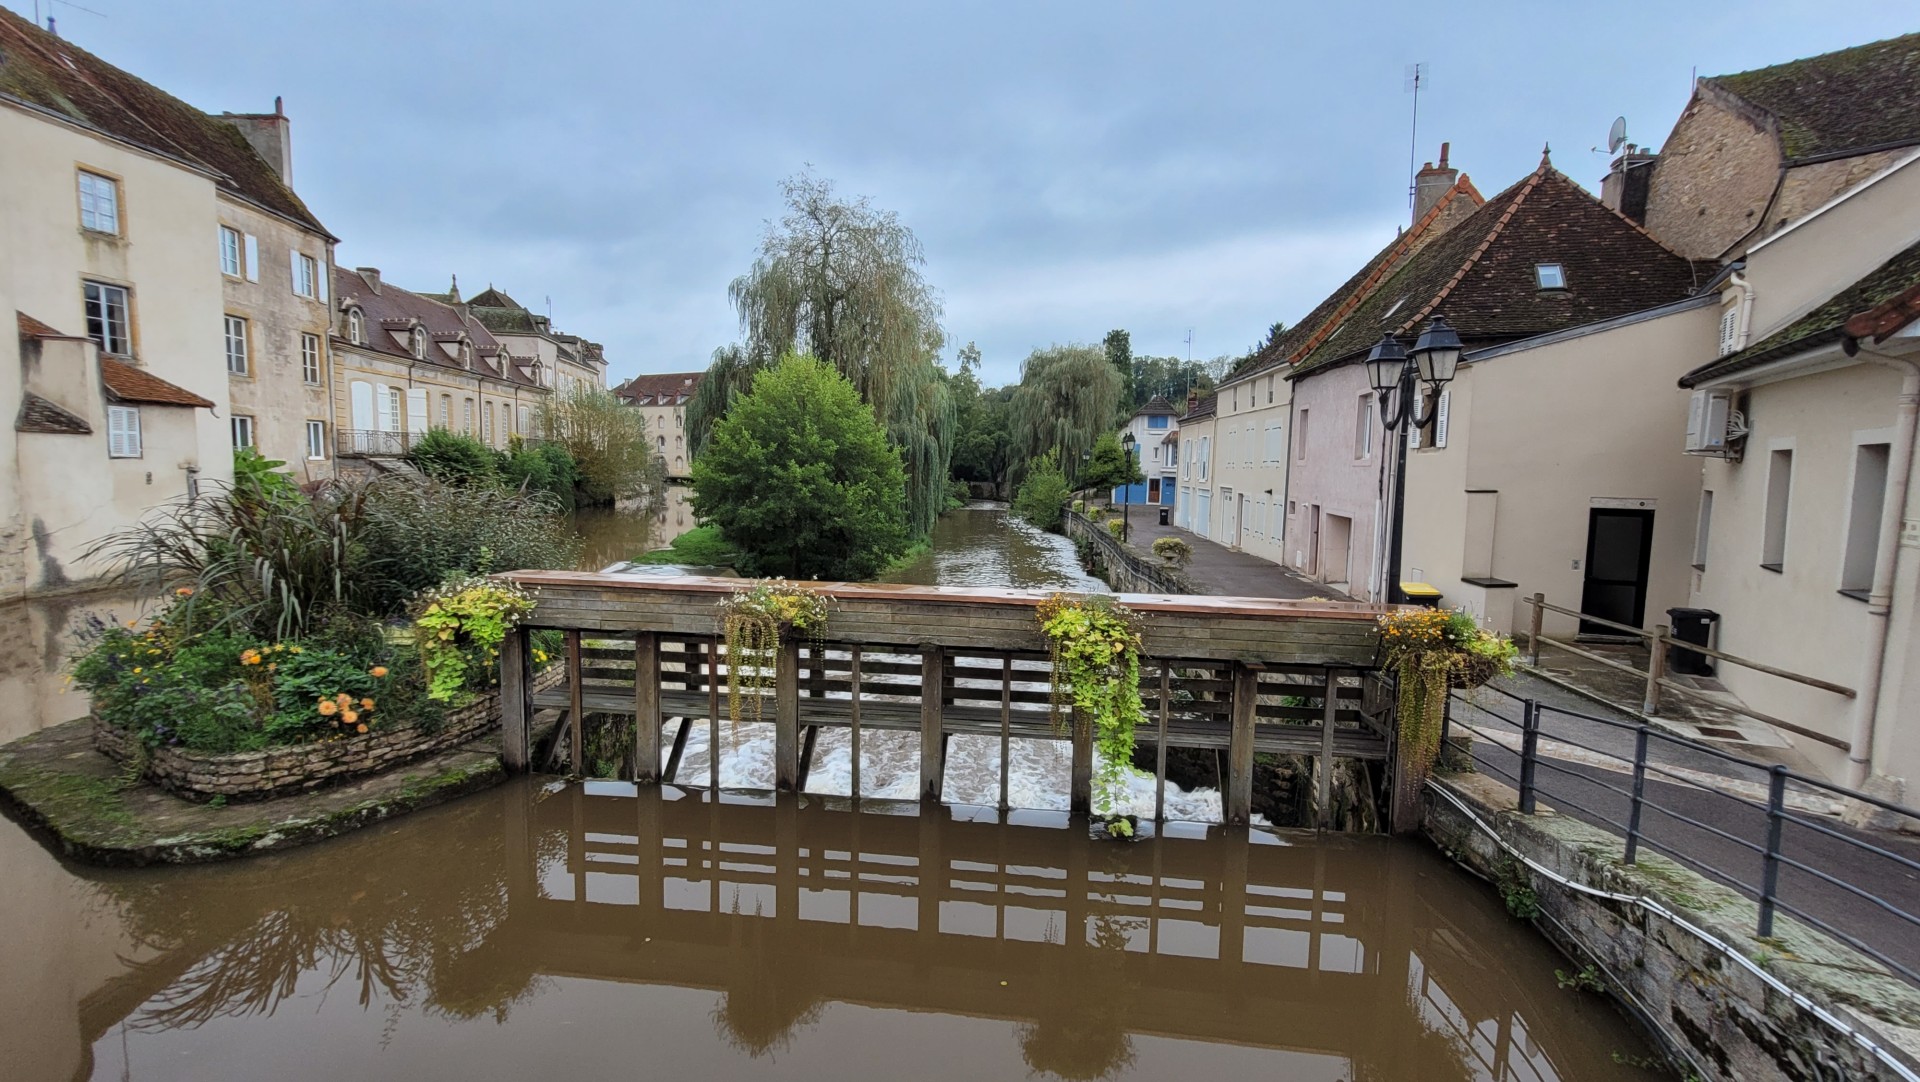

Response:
(500, 573), (1393, 827)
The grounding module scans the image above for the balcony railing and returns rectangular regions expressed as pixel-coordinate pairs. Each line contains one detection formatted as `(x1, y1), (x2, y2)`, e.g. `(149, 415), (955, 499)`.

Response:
(337, 429), (413, 457)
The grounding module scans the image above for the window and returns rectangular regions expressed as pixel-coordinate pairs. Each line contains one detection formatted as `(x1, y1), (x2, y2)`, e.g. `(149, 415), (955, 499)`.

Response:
(463, 399), (474, 434)
(1535, 263), (1566, 290)
(230, 415), (255, 450)
(1263, 422), (1284, 464)
(1761, 449), (1792, 570)
(1842, 444), (1891, 595)
(482, 402), (493, 443)
(347, 309), (363, 345)
(1693, 491), (1713, 570)
(386, 387), (403, 432)
(220, 226), (243, 276)
(301, 333), (322, 384)
(107, 406), (141, 458)
(78, 171), (120, 234)
(83, 281), (131, 355)
(519, 405), (530, 434)
(243, 234), (259, 283)
(224, 315), (249, 375)
(411, 327), (426, 359)
(1296, 409), (1309, 462)
(1198, 437), (1211, 481)
(676, 412), (684, 428)
(1148, 414), (1170, 430)
(441, 395), (452, 428)
(1355, 393), (1374, 459)
(306, 420), (327, 460)
(657, 434), (667, 450)
(1718, 304), (1740, 357)
(292, 252), (318, 298)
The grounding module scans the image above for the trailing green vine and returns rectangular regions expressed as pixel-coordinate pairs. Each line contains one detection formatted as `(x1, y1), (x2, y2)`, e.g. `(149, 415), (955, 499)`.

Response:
(1037, 593), (1147, 836)
(715, 580), (829, 726)
(1380, 607), (1518, 807)
(412, 575), (537, 703)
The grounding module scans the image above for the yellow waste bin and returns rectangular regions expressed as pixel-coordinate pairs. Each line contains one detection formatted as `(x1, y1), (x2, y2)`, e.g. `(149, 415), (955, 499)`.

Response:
(1399, 582), (1443, 608)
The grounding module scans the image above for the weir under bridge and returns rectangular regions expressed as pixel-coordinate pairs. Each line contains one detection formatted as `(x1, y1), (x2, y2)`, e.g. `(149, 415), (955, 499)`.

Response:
(499, 573), (1403, 829)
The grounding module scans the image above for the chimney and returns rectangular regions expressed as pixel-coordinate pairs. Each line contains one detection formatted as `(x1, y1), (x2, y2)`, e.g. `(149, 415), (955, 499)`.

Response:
(215, 98), (293, 182)
(1601, 143), (1658, 225)
(1412, 142), (1457, 225)
(356, 267), (382, 294)
(1186, 389), (1198, 411)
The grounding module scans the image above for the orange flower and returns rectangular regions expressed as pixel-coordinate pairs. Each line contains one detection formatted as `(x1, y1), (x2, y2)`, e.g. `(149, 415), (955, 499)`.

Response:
(342, 709), (360, 724)
(174, 586), (194, 597)
(356, 724), (368, 734)
(335, 692), (353, 705)
(360, 697), (375, 710)
(370, 665), (389, 678)
(318, 700), (339, 716)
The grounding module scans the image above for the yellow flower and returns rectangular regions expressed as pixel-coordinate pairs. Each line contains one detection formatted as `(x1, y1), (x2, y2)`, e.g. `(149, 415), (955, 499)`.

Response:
(133, 667), (142, 674)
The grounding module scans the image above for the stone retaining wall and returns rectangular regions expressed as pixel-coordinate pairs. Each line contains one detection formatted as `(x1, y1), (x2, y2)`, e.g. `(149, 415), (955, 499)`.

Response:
(1062, 509), (1193, 594)
(1423, 771), (1920, 1081)
(94, 666), (560, 802)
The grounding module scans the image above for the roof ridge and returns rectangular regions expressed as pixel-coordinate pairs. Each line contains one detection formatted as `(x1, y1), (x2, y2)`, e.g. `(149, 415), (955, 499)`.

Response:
(1399, 159), (1552, 333)
(1281, 175), (1486, 366)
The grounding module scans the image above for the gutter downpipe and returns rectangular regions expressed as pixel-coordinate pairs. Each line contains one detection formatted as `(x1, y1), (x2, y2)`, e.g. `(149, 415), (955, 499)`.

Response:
(1846, 339), (1920, 787)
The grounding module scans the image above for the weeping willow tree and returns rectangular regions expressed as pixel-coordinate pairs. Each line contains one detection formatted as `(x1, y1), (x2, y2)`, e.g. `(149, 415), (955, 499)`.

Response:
(698, 173), (954, 538)
(1008, 344), (1122, 485)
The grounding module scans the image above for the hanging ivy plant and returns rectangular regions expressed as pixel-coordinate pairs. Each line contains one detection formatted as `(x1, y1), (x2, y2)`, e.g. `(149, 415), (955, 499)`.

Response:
(1037, 593), (1148, 837)
(1380, 607), (1518, 805)
(412, 575), (537, 703)
(715, 580), (830, 726)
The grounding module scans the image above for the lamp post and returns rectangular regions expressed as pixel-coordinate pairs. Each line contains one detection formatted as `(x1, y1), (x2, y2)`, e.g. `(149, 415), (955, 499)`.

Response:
(1365, 316), (1463, 605)
(1120, 431), (1137, 541)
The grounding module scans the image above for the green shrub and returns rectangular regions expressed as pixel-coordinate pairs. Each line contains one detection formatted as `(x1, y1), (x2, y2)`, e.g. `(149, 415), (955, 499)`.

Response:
(945, 477), (971, 512)
(633, 523), (739, 567)
(1013, 452), (1070, 532)
(1105, 518), (1126, 539)
(406, 429), (502, 486)
(1151, 536), (1192, 565)
(501, 442), (581, 508)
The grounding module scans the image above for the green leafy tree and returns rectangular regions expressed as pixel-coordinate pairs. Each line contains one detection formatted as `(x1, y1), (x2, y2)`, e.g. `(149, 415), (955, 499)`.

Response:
(1012, 452), (1071, 532)
(948, 349), (1014, 487)
(1079, 432), (1144, 493)
(690, 355), (910, 580)
(534, 385), (662, 505)
(406, 429), (501, 486)
(1130, 354), (1217, 411)
(1008, 344), (1121, 485)
(1103, 329), (1133, 421)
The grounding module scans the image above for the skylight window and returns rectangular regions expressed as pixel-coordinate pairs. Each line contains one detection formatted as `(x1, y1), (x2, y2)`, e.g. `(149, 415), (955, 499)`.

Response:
(1535, 264), (1567, 290)
(1381, 296), (1407, 321)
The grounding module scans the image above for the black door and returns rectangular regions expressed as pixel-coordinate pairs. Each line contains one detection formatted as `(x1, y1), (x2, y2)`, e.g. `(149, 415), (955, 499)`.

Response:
(1580, 509), (1654, 636)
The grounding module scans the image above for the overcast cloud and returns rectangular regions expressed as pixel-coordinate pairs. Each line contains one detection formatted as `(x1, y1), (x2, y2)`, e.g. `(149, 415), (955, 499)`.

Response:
(20, 0), (1914, 385)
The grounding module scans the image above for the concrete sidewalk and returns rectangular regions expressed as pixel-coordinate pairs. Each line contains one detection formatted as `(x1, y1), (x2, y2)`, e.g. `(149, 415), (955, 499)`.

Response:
(1095, 502), (1341, 601)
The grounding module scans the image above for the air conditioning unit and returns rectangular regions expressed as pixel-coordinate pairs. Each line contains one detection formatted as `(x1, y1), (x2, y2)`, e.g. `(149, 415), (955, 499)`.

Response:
(1684, 389), (1743, 457)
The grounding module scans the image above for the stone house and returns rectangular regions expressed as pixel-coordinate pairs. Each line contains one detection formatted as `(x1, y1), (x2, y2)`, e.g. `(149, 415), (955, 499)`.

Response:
(1677, 150), (1920, 798)
(1282, 153), (1701, 603)
(0, 8), (246, 595)
(1174, 393), (1217, 538)
(1115, 395), (1180, 509)
(613, 371), (704, 477)
(329, 268), (548, 458)
(451, 282), (608, 400)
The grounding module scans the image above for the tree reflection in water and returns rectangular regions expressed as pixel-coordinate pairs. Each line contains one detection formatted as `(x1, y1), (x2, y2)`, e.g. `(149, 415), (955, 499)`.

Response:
(1016, 913), (1141, 1081)
(708, 896), (825, 1059)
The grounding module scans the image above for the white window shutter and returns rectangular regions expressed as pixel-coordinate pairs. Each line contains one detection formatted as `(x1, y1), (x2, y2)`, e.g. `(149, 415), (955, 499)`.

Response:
(291, 249), (301, 294)
(107, 409), (125, 457)
(1408, 417), (1422, 450)
(244, 234), (260, 282)
(1719, 306), (1739, 356)
(1435, 391), (1450, 447)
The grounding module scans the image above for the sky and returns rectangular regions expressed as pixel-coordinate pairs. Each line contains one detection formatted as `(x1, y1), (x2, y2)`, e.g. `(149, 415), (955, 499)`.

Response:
(15, 0), (1915, 387)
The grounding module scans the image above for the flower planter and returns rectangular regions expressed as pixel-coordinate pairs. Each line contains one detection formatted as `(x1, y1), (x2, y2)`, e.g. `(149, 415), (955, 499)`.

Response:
(92, 665), (561, 803)
(1451, 653), (1503, 690)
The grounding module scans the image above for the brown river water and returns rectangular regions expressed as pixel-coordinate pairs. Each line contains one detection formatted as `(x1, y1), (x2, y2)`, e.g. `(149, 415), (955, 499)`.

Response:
(0, 501), (1662, 1081)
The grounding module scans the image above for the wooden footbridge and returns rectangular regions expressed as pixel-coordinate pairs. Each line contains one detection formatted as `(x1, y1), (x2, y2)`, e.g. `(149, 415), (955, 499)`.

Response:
(499, 573), (1397, 827)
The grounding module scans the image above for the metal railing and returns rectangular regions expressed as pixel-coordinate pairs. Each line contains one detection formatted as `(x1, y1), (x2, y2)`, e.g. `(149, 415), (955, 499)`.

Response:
(1521, 592), (1853, 750)
(1447, 682), (1920, 986)
(336, 428), (414, 457)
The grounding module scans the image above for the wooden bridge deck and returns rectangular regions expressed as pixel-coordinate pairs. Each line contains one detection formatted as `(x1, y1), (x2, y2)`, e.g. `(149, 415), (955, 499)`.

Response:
(500, 572), (1399, 828)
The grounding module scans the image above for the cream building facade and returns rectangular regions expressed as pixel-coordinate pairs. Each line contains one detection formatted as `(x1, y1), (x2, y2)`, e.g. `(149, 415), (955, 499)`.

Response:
(614, 371), (704, 477)
(459, 284), (607, 396)
(1174, 394), (1217, 538)
(1205, 370), (1292, 567)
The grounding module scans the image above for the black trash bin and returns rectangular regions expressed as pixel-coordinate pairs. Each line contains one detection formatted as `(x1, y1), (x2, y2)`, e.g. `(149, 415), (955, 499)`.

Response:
(1158, 506), (1170, 526)
(1666, 607), (1719, 676)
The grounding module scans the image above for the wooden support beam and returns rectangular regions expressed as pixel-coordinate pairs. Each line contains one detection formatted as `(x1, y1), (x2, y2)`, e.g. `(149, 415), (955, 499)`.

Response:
(1317, 668), (1338, 830)
(500, 627), (530, 773)
(566, 629), (584, 777)
(1226, 662), (1258, 826)
(708, 637), (721, 791)
(775, 639), (801, 791)
(999, 655), (1012, 813)
(1070, 706), (1093, 818)
(1156, 663), (1170, 824)
(850, 648), (863, 800)
(919, 646), (946, 802)
(633, 631), (661, 783)
(663, 715), (692, 783)
(796, 726), (820, 790)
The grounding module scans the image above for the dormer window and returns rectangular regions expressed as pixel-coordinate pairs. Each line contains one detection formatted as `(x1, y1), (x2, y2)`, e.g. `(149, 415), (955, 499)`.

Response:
(1535, 263), (1567, 290)
(458, 339), (471, 366)
(346, 308), (363, 345)
(410, 326), (426, 359)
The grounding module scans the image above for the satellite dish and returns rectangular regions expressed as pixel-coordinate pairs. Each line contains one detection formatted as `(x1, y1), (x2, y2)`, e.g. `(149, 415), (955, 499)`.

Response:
(1607, 116), (1628, 155)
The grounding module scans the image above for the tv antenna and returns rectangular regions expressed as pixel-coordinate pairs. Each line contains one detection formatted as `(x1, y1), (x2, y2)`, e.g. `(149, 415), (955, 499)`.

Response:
(1184, 329), (1193, 364)
(1405, 62), (1429, 209)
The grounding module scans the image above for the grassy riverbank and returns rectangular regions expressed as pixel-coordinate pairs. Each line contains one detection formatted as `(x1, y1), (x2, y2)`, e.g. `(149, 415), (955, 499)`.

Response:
(631, 524), (739, 568)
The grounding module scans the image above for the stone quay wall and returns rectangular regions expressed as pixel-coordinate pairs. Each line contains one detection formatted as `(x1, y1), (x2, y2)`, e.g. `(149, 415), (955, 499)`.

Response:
(1062, 508), (1192, 595)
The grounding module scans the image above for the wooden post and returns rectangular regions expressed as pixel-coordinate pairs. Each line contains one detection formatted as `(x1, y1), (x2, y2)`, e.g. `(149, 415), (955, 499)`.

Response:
(849, 648), (863, 801)
(1526, 592), (1545, 667)
(708, 637), (721, 792)
(1155, 664), (1170, 823)
(1226, 663), (1258, 826)
(500, 627), (530, 773)
(633, 631), (661, 783)
(1317, 668), (1339, 830)
(566, 629), (584, 777)
(919, 646), (946, 802)
(999, 655), (1012, 813)
(1069, 706), (1093, 818)
(775, 639), (801, 791)
(1644, 623), (1668, 716)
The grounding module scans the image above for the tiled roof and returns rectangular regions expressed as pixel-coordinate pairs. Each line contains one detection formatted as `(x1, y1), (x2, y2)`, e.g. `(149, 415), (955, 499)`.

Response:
(99, 358), (215, 408)
(1681, 238), (1920, 387)
(1291, 158), (1702, 377)
(1229, 175), (1486, 385)
(1708, 33), (1920, 162)
(467, 286), (522, 310)
(16, 393), (91, 435)
(17, 312), (81, 340)
(0, 7), (329, 237)
(1133, 394), (1179, 417)
(471, 305), (540, 334)
(334, 268), (515, 377)
(1182, 394), (1217, 422)
(615, 371), (704, 405)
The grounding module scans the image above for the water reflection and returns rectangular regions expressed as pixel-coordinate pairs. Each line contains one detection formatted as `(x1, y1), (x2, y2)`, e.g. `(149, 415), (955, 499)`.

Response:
(884, 502), (1105, 591)
(0, 588), (155, 745)
(1, 782), (1659, 1081)
(571, 484), (701, 572)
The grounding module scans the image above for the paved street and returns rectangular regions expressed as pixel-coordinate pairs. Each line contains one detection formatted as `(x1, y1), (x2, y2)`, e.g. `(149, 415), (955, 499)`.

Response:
(1106, 505), (1342, 601)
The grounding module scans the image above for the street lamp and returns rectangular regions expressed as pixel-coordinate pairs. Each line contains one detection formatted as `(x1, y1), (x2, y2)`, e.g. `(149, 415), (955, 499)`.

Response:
(1366, 315), (1463, 605)
(1119, 431), (1137, 541)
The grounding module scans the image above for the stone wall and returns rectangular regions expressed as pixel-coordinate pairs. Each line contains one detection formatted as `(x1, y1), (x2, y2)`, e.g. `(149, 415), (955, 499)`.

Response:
(1062, 509), (1192, 594)
(1423, 772), (1920, 1081)
(1642, 89), (1781, 259)
(94, 665), (561, 802)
